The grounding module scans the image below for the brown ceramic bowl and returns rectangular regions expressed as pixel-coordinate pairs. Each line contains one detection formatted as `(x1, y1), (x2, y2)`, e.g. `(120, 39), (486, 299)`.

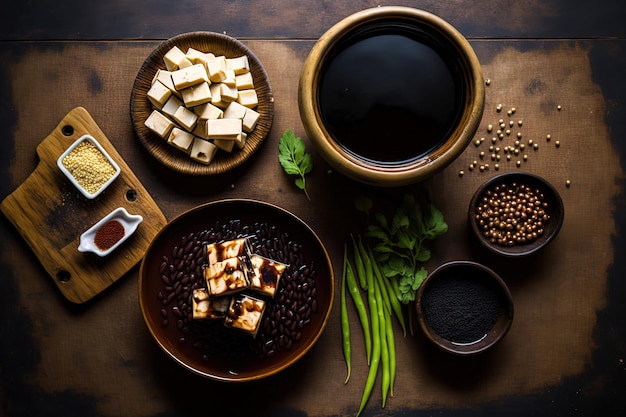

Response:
(298, 6), (485, 187)
(138, 199), (334, 382)
(415, 261), (514, 355)
(468, 171), (564, 257)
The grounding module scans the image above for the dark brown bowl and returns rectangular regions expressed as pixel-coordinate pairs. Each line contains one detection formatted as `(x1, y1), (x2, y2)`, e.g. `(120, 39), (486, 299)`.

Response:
(468, 171), (564, 257)
(415, 261), (514, 355)
(138, 199), (334, 382)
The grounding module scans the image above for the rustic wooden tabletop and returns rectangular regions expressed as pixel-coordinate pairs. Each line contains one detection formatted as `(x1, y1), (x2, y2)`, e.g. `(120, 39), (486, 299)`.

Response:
(1, 1), (625, 416)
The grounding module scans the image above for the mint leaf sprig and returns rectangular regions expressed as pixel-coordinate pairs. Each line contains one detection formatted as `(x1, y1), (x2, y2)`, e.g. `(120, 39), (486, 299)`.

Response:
(278, 129), (313, 201)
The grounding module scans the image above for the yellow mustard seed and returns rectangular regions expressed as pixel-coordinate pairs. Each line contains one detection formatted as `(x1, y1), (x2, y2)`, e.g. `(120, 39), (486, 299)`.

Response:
(62, 140), (116, 195)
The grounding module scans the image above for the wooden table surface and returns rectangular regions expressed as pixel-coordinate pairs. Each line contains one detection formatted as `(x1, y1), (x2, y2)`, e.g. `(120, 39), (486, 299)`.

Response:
(1, 1), (625, 416)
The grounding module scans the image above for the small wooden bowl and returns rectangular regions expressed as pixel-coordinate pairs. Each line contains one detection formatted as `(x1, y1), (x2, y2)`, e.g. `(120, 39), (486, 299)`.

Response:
(468, 171), (564, 257)
(415, 261), (514, 355)
(130, 32), (274, 175)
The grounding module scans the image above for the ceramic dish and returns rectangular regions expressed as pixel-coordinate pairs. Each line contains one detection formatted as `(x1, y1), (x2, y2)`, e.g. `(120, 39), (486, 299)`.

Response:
(138, 199), (334, 382)
(415, 261), (514, 355)
(129, 31), (274, 175)
(468, 171), (564, 257)
(57, 134), (121, 199)
(78, 207), (143, 257)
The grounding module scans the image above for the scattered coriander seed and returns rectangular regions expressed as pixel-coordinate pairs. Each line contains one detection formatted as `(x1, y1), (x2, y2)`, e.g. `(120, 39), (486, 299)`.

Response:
(507, 154), (512, 161)
(507, 110), (512, 116)
(480, 165), (485, 172)
(500, 123), (506, 129)
(546, 134), (551, 141)
(486, 79), (491, 86)
(492, 137), (497, 144)
(495, 146), (501, 152)
(511, 107), (516, 114)
(489, 145), (494, 152)
(555, 140), (560, 147)
(518, 120), (523, 126)
(509, 120), (514, 127)
(566, 179), (571, 187)
(516, 160), (521, 167)
(475, 139), (481, 146)
(514, 140), (520, 147)
(459, 170), (464, 177)
(523, 154), (528, 161)
(528, 139), (533, 145)
(496, 154), (501, 161)
(480, 137), (485, 142)
(499, 133), (504, 139)
(520, 143), (525, 150)
(487, 124), (493, 132)
(497, 129), (502, 135)
(506, 129), (511, 136)
(469, 164), (474, 171)
(495, 163), (500, 170)
(499, 119), (504, 124)
(480, 151), (485, 158)
(517, 132), (523, 138)
(533, 143), (539, 150)
(557, 105), (562, 111)
(514, 149), (520, 156)
(491, 153), (496, 161)
(497, 104), (503, 112)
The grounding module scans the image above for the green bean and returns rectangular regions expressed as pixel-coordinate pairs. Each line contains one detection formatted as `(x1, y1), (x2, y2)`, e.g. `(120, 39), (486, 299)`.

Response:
(341, 245), (351, 384)
(384, 302), (397, 397)
(369, 245), (392, 314)
(351, 234), (368, 290)
(373, 258), (407, 336)
(356, 250), (381, 417)
(357, 236), (374, 292)
(375, 277), (390, 407)
(346, 259), (372, 365)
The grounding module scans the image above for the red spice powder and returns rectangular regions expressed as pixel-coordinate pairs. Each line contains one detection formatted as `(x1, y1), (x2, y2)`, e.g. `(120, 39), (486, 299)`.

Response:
(94, 219), (125, 250)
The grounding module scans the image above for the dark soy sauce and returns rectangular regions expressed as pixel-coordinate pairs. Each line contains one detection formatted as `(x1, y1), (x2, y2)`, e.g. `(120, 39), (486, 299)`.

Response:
(319, 29), (463, 165)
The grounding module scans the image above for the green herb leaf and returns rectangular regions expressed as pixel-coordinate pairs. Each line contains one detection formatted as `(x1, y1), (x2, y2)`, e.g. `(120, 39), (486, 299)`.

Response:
(278, 129), (313, 200)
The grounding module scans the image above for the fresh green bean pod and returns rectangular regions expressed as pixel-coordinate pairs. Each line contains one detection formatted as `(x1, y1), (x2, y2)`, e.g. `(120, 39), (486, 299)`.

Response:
(356, 252), (381, 417)
(368, 245), (407, 336)
(384, 302), (396, 397)
(341, 245), (351, 384)
(375, 278), (390, 407)
(357, 236), (374, 291)
(351, 234), (368, 290)
(346, 260), (372, 365)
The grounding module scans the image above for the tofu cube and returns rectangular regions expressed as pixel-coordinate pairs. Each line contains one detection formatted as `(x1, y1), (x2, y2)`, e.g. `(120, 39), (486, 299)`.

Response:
(226, 55), (250, 75)
(209, 83), (228, 108)
(206, 118), (242, 140)
(171, 64), (209, 90)
(190, 137), (218, 165)
(205, 238), (250, 265)
(163, 46), (190, 71)
(180, 81), (212, 108)
(167, 127), (195, 153)
(248, 255), (287, 298)
(161, 95), (183, 118)
(194, 102), (224, 121)
(204, 257), (250, 297)
(242, 108), (260, 133)
(222, 101), (248, 120)
(213, 138), (235, 153)
(224, 294), (266, 337)
(220, 83), (239, 103)
(237, 89), (258, 108)
(205, 56), (228, 83)
(172, 106), (198, 132)
(147, 80), (172, 108)
(153, 69), (180, 98)
(144, 110), (174, 139)
(235, 72), (254, 90)
(192, 289), (229, 319)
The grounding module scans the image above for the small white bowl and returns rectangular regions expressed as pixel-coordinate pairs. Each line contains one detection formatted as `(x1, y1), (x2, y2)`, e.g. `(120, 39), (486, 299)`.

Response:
(57, 135), (121, 199)
(78, 207), (143, 257)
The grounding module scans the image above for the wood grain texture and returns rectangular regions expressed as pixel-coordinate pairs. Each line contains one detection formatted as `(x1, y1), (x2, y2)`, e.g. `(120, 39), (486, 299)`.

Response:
(1, 107), (167, 304)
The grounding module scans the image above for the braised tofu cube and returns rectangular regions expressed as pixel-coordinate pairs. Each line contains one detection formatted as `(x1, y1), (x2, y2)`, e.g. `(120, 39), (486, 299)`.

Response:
(248, 255), (287, 298)
(224, 294), (266, 337)
(205, 238), (250, 265)
(204, 257), (250, 297)
(192, 289), (229, 319)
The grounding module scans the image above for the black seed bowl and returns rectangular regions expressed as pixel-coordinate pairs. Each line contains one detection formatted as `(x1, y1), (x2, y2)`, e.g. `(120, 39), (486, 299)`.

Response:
(415, 261), (514, 355)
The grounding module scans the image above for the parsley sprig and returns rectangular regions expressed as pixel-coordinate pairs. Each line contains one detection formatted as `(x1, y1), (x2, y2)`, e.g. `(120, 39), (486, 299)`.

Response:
(355, 192), (448, 304)
(278, 129), (313, 201)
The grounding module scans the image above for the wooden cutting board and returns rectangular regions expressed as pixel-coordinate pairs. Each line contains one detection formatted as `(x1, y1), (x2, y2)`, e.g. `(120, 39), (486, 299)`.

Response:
(1, 107), (168, 304)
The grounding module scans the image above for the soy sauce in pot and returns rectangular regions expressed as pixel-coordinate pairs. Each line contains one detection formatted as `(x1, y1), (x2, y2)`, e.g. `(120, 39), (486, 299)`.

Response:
(318, 27), (464, 165)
